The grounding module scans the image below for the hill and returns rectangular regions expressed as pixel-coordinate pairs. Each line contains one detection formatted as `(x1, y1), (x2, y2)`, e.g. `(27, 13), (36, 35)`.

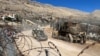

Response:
(0, 0), (100, 25)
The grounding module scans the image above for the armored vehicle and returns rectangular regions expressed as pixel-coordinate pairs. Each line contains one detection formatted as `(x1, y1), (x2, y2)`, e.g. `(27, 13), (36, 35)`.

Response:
(51, 19), (86, 44)
(32, 29), (48, 41)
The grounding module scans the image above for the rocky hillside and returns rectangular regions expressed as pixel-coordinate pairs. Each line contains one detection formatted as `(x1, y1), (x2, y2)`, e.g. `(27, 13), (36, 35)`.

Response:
(92, 10), (100, 17)
(0, 0), (100, 25)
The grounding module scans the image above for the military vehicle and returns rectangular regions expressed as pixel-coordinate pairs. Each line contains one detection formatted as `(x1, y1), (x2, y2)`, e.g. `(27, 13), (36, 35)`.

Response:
(51, 19), (86, 44)
(32, 29), (48, 41)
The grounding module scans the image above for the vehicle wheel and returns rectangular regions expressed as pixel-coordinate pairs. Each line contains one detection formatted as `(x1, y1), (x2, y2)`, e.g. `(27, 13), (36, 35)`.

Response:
(80, 36), (86, 44)
(65, 35), (70, 42)
(52, 32), (58, 39)
(68, 34), (74, 43)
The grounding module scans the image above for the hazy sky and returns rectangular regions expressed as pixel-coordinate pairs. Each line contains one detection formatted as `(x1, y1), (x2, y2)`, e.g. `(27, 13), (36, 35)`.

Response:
(35, 0), (100, 12)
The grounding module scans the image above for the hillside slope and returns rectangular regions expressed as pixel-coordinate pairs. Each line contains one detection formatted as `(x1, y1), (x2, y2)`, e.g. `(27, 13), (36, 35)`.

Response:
(0, 0), (100, 25)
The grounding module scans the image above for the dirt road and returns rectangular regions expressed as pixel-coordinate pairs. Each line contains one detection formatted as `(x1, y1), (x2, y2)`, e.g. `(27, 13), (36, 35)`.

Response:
(16, 29), (100, 56)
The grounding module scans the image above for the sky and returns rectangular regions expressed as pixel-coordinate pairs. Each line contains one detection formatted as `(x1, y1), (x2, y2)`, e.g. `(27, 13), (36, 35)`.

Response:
(34, 0), (100, 12)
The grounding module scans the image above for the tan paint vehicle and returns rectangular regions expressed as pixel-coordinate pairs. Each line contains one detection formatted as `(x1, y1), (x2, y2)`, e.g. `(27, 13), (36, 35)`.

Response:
(52, 19), (86, 44)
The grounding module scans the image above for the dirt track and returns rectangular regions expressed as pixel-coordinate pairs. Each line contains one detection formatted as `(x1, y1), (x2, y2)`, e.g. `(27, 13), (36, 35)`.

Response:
(16, 29), (100, 56)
